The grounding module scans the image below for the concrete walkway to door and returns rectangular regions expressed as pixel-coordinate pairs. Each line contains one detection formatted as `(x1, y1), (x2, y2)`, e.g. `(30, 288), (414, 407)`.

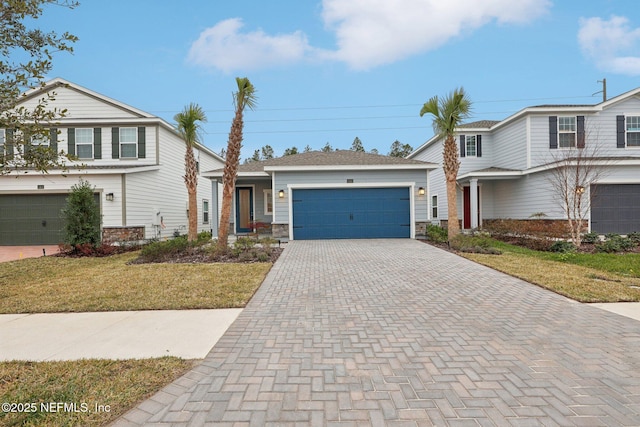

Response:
(115, 239), (640, 426)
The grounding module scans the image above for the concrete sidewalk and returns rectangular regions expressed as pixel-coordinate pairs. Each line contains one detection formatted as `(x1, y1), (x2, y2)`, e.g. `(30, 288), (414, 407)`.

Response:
(0, 309), (241, 361)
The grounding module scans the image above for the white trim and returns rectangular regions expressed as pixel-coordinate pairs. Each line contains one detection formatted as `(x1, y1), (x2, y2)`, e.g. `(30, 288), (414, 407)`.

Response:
(431, 193), (439, 220)
(263, 189), (273, 215)
(233, 185), (256, 234)
(595, 178), (640, 184)
(526, 116), (531, 169)
(265, 164), (436, 172)
(286, 182), (416, 240)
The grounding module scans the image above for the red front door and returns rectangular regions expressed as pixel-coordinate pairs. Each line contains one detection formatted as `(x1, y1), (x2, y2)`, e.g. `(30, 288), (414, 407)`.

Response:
(463, 186), (480, 229)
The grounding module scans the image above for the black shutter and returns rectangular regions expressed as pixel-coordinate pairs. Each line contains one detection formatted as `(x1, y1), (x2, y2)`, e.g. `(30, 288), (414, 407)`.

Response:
(67, 128), (76, 156)
(576, 116), (585, 148)
(459, 135), (466, 157)
(112, 127), (119, 159)
(549, 116), (558, 149)
(94, 128), (102, 159)
(50, 128), (58, 152)
(617, 115), (626, 148)
(476, 134), (482, 157)
(137, 126), (146, 158)
(6, 129), (14, 156)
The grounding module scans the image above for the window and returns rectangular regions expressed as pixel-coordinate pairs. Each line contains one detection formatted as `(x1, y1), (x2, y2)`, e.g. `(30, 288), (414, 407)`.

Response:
(465, 135), (477, 157)
(431, 195), (438, 218)
(264, 189), (273, 215)
(626, 116), (640, 147)
(75, 128), (94, 159)
(558, 116), (576, 148)
(119, 127), (137, 158)
(203, 200), (209, 224)
(31, 133), (49, 147)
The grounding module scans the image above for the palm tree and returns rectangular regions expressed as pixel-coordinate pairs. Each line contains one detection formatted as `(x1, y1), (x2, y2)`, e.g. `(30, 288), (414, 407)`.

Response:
(218, 77), (257, 250)
(420, 87), (471, 240)
(175, 103), (207, 242)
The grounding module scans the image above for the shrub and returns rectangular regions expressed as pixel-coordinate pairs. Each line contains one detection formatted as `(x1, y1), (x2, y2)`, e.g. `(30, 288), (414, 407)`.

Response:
(628, 231), (640, 245)
(450, 234), (502, 254)
(582, 231), (600, 244)
(61, 179), (101, 248)
(140, 236), (190, 261)
(595, 234), (635, 253)
(549, 240), (576, 253)
(196, 231), (212, 244)
(426, 224), (448, 244)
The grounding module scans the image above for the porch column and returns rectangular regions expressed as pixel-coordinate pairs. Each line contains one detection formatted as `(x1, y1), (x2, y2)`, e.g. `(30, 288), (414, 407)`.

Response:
(470, 178), (479, 229)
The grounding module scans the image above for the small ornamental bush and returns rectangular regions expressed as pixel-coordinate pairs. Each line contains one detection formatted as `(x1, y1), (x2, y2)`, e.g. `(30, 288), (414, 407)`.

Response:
(549, 240), (576, 253)
(595, 234), (635, 253)
(582, 231), (600, 244)
(426, 224), (448, 244)
(627, 231), (640, 245)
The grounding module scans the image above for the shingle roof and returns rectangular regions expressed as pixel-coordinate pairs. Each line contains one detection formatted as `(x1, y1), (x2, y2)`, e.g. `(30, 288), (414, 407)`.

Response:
(210, 150), (434, 173)
(458, 120), (501, 129)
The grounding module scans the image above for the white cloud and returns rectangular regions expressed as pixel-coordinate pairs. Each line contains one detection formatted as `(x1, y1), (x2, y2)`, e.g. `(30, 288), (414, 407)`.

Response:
(320, 0), (551, 70)
(188, 1), (551, 73)
(578, 15), (640, 76)
(187, 18), (312, 73)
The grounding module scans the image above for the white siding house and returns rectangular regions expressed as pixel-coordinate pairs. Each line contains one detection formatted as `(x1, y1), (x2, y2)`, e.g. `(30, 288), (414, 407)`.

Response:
(409, 88), (640, 234)
(0, 78), (224, 245)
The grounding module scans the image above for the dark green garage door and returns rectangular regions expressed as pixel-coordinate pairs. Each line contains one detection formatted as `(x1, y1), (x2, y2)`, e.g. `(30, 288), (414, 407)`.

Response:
(0, 194), (77, 245)
(292, 187), (411, 240)
(591, 184), (640, 234)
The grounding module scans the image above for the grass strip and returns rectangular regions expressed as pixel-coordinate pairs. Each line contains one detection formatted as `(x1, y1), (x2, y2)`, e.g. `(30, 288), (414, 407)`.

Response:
(0, 357), (195, 427)
(462, 251), (640, 302)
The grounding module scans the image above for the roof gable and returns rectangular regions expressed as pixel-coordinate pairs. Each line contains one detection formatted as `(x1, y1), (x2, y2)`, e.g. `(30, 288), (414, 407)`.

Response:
(19, 78), (154, 120)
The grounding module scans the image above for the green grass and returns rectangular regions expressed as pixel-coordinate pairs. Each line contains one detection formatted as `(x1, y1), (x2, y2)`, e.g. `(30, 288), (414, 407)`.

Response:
(489, 240), (640, 277)
(461, 239), (640, 302)
(0, 251), (275, 426)
(0, 358), (195, 427)
(0, 252), (272, 313)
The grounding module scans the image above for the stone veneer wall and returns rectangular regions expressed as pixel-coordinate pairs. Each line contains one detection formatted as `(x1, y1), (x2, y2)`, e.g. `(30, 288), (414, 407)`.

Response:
(102, 226), (145, 244)
(272, 224), (289, 238)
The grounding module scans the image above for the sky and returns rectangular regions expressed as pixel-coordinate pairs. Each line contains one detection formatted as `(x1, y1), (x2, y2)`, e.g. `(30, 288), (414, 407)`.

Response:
(33, 0), (640, 160)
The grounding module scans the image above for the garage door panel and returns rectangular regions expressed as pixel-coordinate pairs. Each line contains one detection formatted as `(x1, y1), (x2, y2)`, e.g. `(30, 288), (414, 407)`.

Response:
(0, 193), (100, 245)
(292, 187), (410, 240)
(591, 184), (640, 234)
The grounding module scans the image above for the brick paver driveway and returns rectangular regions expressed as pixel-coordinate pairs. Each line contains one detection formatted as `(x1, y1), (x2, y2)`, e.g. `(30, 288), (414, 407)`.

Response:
(116, 240), (640, 426)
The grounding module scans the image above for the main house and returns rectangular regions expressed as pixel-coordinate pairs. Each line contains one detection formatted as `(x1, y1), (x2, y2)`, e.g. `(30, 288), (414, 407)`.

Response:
(0, 78), (224, 245)
(408, 87), (640, 234)
(204, 150), (437, 240)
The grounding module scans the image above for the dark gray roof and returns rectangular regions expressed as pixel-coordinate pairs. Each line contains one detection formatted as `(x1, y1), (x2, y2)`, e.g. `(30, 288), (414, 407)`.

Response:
(458, 120), (501, 129)
(531, 104), (593, 108)
(211, 150), (434, 173)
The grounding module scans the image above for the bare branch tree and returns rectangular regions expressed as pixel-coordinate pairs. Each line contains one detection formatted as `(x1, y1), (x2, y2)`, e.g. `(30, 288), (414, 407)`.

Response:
(546, 127), (610, 247)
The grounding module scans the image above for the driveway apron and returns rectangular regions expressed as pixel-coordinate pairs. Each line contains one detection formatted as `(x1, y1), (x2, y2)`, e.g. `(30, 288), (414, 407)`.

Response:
(115, 240), (640, 426)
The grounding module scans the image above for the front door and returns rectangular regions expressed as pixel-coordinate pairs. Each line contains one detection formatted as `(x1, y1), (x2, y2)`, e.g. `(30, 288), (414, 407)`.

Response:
(235, 187), (254, 233)
(463, 186), (480, 229)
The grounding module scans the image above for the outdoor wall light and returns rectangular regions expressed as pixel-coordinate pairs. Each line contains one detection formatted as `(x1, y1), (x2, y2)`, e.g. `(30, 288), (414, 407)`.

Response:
(418, 187), (426, 196)
(575, 186), (585, 195)
(106, 193), (114, 201)
(278, 189), (285, 198)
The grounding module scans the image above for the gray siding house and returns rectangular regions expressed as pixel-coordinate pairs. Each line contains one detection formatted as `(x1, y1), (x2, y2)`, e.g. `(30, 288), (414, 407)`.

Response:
(205, 151), (437, 240)
(409, 88), (640, 234)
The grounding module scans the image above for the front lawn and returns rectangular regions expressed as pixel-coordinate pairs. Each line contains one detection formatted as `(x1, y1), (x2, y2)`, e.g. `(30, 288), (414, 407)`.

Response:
(460, 240), (640, 302)
(0, 252), (272, 314)
(0, 357), (195, 427)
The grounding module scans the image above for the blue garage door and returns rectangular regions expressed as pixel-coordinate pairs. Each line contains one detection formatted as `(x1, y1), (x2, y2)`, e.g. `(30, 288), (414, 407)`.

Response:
(292, 187), (411, 240)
